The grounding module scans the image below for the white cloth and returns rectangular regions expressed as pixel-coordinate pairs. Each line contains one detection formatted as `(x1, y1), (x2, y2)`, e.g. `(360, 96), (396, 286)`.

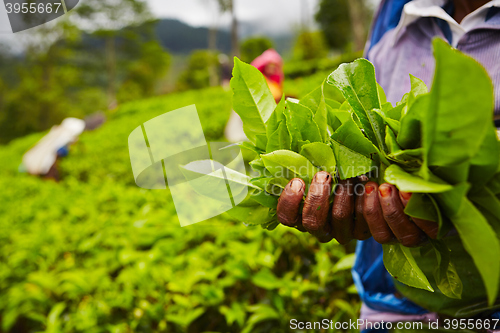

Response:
(224, 111), (248, 143)
(393, 0), (500, 47)
(23, 118), (85, 175)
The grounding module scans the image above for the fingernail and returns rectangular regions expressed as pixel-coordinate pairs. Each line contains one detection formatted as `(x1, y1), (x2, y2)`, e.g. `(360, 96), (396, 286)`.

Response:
(379, 185), (392, 198)
(358, 175), (369, 182)
(315, 172), (329, 182)
(400, 191), (412, 201)
(290, 179), (303, 192)
(365, 185), (374, 195)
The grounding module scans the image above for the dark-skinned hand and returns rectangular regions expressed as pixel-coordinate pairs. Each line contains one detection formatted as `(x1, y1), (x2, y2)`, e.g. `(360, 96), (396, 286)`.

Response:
(276, 171), (439, 246)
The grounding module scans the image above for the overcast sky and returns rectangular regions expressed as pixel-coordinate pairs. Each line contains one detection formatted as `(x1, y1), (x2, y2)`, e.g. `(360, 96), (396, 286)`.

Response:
(146, 0), (321, 35)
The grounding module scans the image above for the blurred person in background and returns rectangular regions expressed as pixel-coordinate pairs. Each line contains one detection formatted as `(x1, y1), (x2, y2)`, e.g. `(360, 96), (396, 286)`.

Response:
(276, 0), (500, 332)
(250, 49), (285, 103)
(225, 49), (285, 142)
(22, 118), (86, 181)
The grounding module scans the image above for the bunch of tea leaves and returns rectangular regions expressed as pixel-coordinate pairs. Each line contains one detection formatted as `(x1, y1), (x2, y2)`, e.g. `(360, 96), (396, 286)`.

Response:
(185, 39), (500, 304)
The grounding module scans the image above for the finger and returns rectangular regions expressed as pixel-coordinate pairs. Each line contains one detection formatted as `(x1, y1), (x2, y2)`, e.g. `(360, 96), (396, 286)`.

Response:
(379, 184), (426, 247)
(331, 179), (355, 245)
(363, 182), (396, 244)
(353, 186), (371, 240)
(399, 191), (439, 239)
(302, 171), (334, 243)
(277, 178), (305, 228)
(296, 221), (307, 232)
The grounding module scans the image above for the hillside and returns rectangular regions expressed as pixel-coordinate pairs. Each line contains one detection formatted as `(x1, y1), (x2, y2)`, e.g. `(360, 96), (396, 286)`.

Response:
(0, 86), (358, 332)
(155, 19), (232, 54)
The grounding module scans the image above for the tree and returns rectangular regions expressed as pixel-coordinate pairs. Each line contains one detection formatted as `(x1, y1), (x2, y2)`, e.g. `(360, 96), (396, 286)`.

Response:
(118, 40), (171, 103)
(176, 50), (218, 91)
(240, 37), (273, 63)
(73, 0), (151, 105)
(315, 0), (372, 51)
(0, 1), (166, 143)
(293, 31), (328, 61)
(216, 0), (239, 57)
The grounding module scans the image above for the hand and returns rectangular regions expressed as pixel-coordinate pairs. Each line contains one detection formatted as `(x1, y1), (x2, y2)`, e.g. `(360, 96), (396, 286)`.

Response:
(276, 171), (438, 246)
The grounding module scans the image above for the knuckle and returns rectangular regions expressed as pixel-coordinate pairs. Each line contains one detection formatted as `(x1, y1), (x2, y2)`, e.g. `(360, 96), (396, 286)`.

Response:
(383, 206), (405, 224)
(363, 205), (379, 219)
(332, 203), (353, 221)
(399, 234), (425, 248)
(372, 231), (395, 244)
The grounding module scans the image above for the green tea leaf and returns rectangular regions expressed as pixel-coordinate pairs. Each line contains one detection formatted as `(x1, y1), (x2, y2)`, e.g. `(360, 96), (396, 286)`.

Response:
(407, 74), (428, 109)
(489, 172), (500, 195)
(432, 182), (470, 218)
(430, 240), (463, 299)
(468, 127), (500, 187)
(375, 107), (400, 135)
(432, 162), (470, 185)
(404, 193), (440, 222)
(249, 158), (267, 175)
(250, 176), (272, 190)
(423, 39), (494, 168)
(382, 244), (434, 292)
(405, 193), (453, 239)
(385, 126), (401, 155)
(181, 160), (260, 192)
(377, 83), (387, 104)
(384, 165), (453, 193)
(331, 141), (376, 180)
(315, 95), (329, 142)
(265, 177), (289, 196)
(226, 205), (275, 225)
(330, 119), (378, 159)
(325, 99), (342, 110)
(250, 190), (279, 208)
(261, 150), (317, 182)
(267, 116), (291, 154)
(299, 85), (322, 111)
(385, 103), (405, 121)
(327, 107), (351, 132)
(284, 101), (322, 151)
(327, 59), (386, 152)
(389, 148), (423, 163)
(298, 84), (329, 142)
(450, 197), (500, 305)
(265, 95), (286, 139)
(235, 142), (264, 155)
(300, 142), (336, 174)
(398, 93), (427, 149)
(469, 187), (500, 219)
(231, 58), (276, 146)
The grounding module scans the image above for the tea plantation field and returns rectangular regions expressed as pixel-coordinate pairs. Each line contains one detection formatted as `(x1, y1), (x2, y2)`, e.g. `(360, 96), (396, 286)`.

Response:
(0, 85), (359, 332)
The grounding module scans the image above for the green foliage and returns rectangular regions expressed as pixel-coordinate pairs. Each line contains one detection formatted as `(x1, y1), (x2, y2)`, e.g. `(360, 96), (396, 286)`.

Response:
(229, 39), (500, 307)
(230, 58), (276, 146)
(315, 0), (351, 50)
(0, 86), (359, 332)
(0, 40), (108, 143)
(176, 50), (218, 91)
(118, 41), (171, 103)
(0, 17), (171, 144)
(382, 244), (434, 292)
(284, 51), (362, 80)
(240, 37), (274, 63)
(315, 0), (372, 51)
(293, 31), (328, 61)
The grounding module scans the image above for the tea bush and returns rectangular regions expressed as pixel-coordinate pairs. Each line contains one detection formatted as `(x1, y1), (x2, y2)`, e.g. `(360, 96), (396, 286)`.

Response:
(0, 86), (359, 332)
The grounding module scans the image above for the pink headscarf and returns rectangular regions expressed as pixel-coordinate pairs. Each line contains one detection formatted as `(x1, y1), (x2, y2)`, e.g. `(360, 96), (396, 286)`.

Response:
(250, 49), (284, 86)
